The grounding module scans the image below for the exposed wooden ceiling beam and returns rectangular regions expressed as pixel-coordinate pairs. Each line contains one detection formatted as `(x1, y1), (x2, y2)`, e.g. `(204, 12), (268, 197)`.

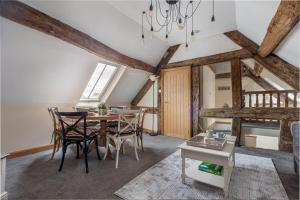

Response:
(258, 1), (300, 57)
(154, 44), (180, 74)
(131, 44), (180, 106)
(164, 49), (253, 69)
(225, 30), (300, 91)
(242, 62), (277, 91)
(201, 107), (299, 121)
(0, 1), (155, 73)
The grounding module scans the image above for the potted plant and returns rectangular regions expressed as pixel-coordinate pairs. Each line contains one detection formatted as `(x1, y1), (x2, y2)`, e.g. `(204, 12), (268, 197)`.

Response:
(98, 102), (107, 115)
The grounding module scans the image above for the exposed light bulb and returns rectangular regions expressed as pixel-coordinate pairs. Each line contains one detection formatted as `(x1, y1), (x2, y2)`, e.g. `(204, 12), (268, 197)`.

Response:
(191, 31), (195, 42)
(185, 43), (189, 51)
(177, 18), (184, 30)
(211, 15), (215, 22)
(149, 4), (153, 17)
(142, 34), (145, 46)
(150, 26), (154, 39)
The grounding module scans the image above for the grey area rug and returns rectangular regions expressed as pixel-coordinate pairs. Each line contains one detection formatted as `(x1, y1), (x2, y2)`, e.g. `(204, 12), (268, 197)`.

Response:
(115, 150), (288, 200)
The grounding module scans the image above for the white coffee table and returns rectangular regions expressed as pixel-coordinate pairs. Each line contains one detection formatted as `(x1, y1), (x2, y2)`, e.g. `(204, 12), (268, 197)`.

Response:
(179, 135), (236, 197)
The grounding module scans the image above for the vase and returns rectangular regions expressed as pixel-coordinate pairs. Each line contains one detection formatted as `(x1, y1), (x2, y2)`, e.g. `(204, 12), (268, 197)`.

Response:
(99, 109), (107, 115)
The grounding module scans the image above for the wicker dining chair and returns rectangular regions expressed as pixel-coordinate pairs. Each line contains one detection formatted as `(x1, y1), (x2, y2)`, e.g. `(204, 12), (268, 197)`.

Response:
(104, 109), (140, 168)
(48, 107), (61, 160)
(56, 111), (101, 173)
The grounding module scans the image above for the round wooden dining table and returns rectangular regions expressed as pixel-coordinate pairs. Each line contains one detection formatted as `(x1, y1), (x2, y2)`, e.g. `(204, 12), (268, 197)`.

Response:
(67, 113), (134, 160)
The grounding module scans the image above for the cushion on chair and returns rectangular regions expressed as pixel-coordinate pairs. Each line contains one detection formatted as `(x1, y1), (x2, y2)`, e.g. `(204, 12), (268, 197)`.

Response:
(65, 128), (98, 141)
(106, 126), (135, 135)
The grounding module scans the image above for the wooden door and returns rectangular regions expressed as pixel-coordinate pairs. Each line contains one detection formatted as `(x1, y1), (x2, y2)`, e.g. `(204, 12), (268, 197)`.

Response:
(161, 66), (191, 139)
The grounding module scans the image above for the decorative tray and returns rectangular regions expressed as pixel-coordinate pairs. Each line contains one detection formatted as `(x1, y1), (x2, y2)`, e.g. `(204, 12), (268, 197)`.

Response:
(186, 135), (226, 150)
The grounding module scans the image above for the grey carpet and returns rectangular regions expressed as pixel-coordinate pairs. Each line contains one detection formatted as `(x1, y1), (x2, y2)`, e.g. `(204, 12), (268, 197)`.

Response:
(115, 150), (289, 200)
(6, 135), (183, 200)
(5, 135), (299, 200)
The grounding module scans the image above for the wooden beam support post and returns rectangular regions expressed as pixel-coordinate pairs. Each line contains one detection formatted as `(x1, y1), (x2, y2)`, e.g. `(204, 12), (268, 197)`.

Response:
(231, 59), (242, 145)
(192, 66), (204, 136)
(0, 0), (155, 73)
(258, 1), (300, 57)
(225, 30), (300, 91)
(279, 119), (293, 152)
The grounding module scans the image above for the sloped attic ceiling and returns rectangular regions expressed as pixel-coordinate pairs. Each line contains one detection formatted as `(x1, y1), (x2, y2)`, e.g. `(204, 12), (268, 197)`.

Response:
(235, 1), (299, 68)
(108, 1), (237, 45)
(20, 0), (168, 67)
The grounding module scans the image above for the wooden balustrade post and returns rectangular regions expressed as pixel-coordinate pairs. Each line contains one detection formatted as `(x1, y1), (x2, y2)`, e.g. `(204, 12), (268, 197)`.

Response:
(256, 93), (259, 107)
(293, 92), (297, 107)
(285, 92), (289, 107)
(277, 92), (280, 107)
(270, 92), (273, 108)
(249, 94), (252, 108)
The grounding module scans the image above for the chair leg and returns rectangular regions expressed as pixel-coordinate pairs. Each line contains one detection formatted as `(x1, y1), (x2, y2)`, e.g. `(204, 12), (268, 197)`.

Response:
(133, 135), (139, 161)
(56, 137), (61, 152)
(115, 138), (121, 169)
(50, 135), (58, 160)
(122, 139), (126, 155)
(136, 134), (140, 146)
(76, 142), (80, 159)
(58, 146), (66, 172)
(83, 139), (89, 173)
(103, 136), (110, 160)
(140, 133), (144, 152)
(94, 138), (101, 160)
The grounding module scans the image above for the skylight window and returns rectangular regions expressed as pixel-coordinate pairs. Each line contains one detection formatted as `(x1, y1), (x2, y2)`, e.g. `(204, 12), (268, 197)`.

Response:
(81, 63), (117, 100)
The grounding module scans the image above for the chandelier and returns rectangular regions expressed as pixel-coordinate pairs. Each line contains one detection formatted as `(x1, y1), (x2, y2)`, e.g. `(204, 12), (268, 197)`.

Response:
(142, 0), (215, 48)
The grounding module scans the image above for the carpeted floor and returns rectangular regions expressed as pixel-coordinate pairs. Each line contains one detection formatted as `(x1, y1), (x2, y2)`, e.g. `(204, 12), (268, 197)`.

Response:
(5, 135), (299, 200)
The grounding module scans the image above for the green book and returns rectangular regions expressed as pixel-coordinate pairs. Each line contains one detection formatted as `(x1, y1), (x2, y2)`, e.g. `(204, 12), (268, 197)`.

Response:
(198, 162), (223, 176)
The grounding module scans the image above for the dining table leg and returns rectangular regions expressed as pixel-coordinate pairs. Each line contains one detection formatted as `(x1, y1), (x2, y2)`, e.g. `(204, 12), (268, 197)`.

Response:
(99, 120), (114, 160)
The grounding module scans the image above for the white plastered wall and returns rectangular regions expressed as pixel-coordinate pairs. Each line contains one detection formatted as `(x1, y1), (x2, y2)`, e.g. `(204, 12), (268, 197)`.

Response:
(137, 81), (158, 132)
(202, 66), (216, 129)
(1, 18), (99, 153)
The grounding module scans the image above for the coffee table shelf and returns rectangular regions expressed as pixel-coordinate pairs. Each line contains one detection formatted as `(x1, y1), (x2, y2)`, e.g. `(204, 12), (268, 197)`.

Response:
(185, 162), (224, 188)
(179, 135), (236, 197)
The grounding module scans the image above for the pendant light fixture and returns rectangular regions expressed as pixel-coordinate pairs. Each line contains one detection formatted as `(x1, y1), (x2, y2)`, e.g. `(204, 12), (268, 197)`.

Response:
(141, 0), (216, 46)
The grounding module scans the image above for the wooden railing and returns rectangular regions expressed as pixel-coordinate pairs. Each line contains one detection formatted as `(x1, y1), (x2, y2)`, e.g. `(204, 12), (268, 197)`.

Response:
(242, 90), (298, 108)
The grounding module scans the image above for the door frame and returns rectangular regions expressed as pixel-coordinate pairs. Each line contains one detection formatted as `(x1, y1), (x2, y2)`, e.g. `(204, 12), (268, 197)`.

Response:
(160, 66), (192, 139)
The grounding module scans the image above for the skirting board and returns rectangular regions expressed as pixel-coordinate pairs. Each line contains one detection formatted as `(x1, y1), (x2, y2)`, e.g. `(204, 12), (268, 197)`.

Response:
(143, 128), (158, 134)
(1, 192), (7, 200)
(8, 144), (53, 159)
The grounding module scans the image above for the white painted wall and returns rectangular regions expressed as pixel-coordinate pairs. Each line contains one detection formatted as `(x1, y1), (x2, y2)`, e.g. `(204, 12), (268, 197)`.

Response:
(203, 66), (216, 128)
(106, 68), (150, 106)
(0, 17), (153, 153)
(137, 80), (158, 132)
(215, 78), (232, 108)
(1, 18), (100, 152)
(169, 34), (241, 63)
